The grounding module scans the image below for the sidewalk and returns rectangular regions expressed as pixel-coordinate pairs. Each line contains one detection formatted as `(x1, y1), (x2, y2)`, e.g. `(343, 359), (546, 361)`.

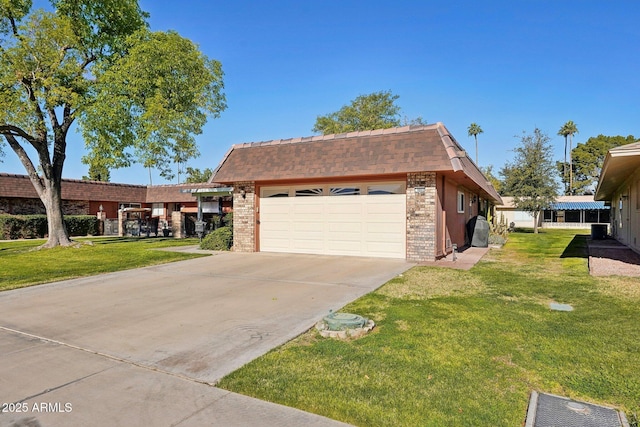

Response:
(417, 245), (492, 270)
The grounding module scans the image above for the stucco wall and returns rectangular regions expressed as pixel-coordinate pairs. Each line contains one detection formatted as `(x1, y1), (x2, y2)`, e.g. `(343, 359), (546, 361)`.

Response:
(609, 167), (640, 252)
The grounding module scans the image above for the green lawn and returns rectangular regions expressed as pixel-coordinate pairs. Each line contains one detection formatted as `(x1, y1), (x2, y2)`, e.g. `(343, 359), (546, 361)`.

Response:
(217, 230), (640, 427)
(0, 237), (206, 291)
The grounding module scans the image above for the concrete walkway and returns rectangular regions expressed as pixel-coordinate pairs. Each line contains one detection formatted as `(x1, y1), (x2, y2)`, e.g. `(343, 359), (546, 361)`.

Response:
(417, 245), (491, 270)
(0, 252), (412, 427)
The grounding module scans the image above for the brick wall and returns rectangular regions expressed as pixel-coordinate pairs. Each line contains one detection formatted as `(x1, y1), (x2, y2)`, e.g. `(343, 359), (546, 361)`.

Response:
(232, 181), (255, 252)
(406, 172), (437, 261)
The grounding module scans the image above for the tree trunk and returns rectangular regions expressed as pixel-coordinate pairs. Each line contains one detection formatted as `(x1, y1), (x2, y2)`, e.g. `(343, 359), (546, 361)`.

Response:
(569, 134), (573, 194)
(533, 211), (539, 234)
(40, 179), (74, 248)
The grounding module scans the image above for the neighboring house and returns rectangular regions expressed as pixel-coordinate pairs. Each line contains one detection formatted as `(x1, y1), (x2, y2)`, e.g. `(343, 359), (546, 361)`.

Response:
(0, 173), (231, 236)
(595, 141), (640, 252)
(209, 123), (502, 262)
(497, 195), (610, 230)
(0, 173), (147, 219)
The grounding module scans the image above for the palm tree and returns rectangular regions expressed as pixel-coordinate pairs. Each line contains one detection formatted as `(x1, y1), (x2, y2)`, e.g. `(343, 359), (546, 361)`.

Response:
(558, 121), (579, 194)
(467, 123), (483, 165)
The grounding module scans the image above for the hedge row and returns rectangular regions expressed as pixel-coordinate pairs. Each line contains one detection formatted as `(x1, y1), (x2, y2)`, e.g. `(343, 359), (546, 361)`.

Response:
(0, 215), (99, 240)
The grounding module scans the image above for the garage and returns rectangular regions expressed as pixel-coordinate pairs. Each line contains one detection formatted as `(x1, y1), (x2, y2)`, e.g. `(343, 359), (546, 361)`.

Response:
(259, 183), (406, 258)
(209, 123), (503, 261)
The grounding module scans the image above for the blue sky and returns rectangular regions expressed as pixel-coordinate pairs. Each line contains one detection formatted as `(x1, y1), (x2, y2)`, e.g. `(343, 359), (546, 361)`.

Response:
(3, 1), (640, 185)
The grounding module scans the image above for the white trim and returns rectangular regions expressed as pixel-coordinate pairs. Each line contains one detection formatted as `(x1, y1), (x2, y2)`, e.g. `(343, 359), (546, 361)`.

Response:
(260, 181), (406, 198)
(457, 191), (465, 213)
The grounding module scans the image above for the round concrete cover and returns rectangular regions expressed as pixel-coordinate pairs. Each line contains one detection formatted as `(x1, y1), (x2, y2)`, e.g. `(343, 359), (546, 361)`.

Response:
(324, 312), (367, 331)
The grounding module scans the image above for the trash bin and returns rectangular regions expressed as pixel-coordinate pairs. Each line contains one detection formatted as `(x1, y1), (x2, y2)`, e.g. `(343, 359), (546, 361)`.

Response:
(469, 215), (490, 248)
(591, 224), (607, 240)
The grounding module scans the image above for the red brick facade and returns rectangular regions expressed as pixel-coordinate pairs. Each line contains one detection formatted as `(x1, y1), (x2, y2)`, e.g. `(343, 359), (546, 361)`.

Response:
(0, 173), (218, 219)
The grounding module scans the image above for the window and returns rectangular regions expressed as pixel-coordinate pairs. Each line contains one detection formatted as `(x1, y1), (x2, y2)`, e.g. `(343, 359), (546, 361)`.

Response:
(457, 191), (465, 213)
(262, 188), (289, 198)
(330, 187), (360, 196)
(367, 183), (404, 195)
(152, 203), (164, 217)
(295, 188), (323, 196)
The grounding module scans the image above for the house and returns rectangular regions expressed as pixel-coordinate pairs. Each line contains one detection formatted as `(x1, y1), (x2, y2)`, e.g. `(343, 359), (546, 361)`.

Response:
(595, 141), (640, 251)
(497, 195), (610, 230)
(209, 123), (502, 262)
(0, 173), (147, 219)
(0, 173), (231, 237)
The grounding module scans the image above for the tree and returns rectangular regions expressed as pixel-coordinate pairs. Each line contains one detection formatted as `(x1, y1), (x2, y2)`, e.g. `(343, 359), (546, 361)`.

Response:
(313, 90), (402, 134)
(82, 163), (110, 182)
(558, 120), (578, 194)
(0, 1), (226, 247)
(185, 167), (214, 183)
(467, 123), (483, 165)
(480, 165), (502, 194)
(571, 134), (637, 194)
(500, 128), (558, 233)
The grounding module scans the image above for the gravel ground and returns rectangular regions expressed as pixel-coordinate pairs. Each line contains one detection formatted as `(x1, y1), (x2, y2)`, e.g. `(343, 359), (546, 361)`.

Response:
(588, 239), (640, 277)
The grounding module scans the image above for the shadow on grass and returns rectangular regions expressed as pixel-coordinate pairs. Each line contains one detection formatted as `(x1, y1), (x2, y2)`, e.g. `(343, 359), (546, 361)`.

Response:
(560, 234), (589, 259)
(89, 237), (183, 245)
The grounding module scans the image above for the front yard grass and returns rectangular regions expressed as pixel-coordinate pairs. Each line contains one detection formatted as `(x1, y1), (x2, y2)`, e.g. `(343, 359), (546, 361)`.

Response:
(0, 237), (205, 291)
(217, 229), (640, 426)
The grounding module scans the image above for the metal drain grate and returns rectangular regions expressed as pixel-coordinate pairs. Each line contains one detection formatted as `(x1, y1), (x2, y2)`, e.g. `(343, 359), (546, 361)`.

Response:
(525, 392), (630, 427)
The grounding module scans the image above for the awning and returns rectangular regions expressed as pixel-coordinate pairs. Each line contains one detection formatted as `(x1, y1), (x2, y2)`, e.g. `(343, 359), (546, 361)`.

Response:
(548, 201), (607, 210)
(180, 187), (233, 196)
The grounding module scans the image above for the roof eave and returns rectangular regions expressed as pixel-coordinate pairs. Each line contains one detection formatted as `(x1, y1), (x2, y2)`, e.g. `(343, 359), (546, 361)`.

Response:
(595, 149), (640, 201)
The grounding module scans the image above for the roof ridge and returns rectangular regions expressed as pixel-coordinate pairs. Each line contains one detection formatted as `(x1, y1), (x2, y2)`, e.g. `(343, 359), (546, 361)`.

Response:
(0, 172), (147, 188)
(230, 123), (442, 150)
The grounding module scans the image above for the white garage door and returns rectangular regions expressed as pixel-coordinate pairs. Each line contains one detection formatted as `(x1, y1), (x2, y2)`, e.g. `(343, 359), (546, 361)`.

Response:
(260, 185), (406, 258)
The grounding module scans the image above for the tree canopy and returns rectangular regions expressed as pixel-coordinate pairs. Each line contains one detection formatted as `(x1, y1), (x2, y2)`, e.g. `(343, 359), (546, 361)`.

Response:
(467, 123), (483, 164)
(185, 167), (214, 183)
(83, 162), (110, 182)
(0, 0), (226, 247)
(570, 134), (637, 194)
(500, 128), (558, 233)
(313, 90), (404, 135)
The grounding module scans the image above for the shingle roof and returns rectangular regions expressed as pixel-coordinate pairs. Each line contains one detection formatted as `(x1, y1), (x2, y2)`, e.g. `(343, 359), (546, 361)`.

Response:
(210, 123), (502, 203)
(0, 173), (147, 202)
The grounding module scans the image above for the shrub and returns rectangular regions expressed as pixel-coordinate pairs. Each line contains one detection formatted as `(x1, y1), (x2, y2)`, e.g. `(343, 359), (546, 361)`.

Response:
(65, 215), (100, 236)
(222, 212), (233, 228)
(0, 214), (99, 239)
(200, 226), (233, 251)
(0, 215), (47, 239)
(22, 215), (48, 238)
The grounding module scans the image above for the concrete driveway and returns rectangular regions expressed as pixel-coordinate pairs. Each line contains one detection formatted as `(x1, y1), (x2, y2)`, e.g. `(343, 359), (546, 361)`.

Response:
(0, 251), (412, 427)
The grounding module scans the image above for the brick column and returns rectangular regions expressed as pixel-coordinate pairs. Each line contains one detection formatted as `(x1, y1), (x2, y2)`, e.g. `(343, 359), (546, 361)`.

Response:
(118, 209), (124, 237)
(171, 211), (184, 238)
(406, 172), (437, 261)
(232, 181), (256, 252)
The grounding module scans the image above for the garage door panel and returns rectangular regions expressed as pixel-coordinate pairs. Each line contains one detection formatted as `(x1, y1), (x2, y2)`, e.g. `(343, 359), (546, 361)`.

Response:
(292, 239), (324, 251)
(260, 188), (406, 258)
